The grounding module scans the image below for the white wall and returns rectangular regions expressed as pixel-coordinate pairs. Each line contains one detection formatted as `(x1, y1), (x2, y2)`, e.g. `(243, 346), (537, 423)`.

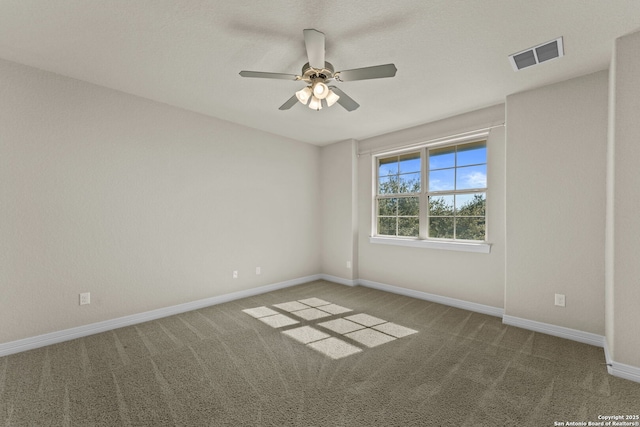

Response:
(608, 30), (640, 367)
(320, 139), (358, 281)
(356, 105), (506, 309)
(505, 71), (608, 335)
(0, 58), (321, 344)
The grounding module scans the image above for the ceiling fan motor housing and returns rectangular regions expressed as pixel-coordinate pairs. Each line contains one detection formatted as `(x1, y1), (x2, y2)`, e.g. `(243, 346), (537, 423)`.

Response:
(300, 62), (335, 83)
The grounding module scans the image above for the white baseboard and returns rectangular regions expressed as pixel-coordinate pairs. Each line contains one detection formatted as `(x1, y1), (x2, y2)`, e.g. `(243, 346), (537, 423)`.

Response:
(603, 340), (640, 383)
(319, 274), (358, 287)
(3, 274), (640, 385)
(0, 275), (501, 357)
(356, 280), (639, 386)
(608, 360), (640, 383)
(502, 315), (606, 347)
(502, 316), (640, 384)
(358, 279), (504, 318)
(0, 274), (321, 358)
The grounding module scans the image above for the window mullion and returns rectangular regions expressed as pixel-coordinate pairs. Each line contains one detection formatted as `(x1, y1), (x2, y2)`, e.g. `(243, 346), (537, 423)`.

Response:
(419, 147), (428, 239)
(453, 146), (457, 239)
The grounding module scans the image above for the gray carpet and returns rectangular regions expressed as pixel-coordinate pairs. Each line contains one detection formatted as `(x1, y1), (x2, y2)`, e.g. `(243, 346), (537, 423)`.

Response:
(1, 280), (639, 426)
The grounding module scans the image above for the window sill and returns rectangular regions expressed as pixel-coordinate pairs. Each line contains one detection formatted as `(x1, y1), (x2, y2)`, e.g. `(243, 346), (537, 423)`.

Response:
(369, 236), (491, 253)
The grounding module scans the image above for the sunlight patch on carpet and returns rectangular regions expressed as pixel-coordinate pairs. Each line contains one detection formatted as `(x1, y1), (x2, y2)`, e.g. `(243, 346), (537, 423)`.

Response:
(344, 313), (387, 327)
(345, 328), (396, 348)
(318, 318), (366, 334)
(307, 337), (362, 359)
(373, 322), (418, 338)
(297, 298), (331, 307)
(290, 308), (333, 321)
(242, 297), (418, 359)
(257, 314), (299, 328)
(242, 306), (279, 318)
(282, 326), (330, 344)
(272, 301), (309, 312)
(317, 304), (352, 315)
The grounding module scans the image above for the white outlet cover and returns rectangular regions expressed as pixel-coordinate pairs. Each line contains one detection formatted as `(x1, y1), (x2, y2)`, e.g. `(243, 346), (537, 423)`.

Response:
(80, 292), (90, 305)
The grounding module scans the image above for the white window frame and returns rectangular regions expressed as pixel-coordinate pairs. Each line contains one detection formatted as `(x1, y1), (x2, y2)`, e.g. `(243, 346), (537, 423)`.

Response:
(375, 152), (421, 238)
(370, 132), (491, 253)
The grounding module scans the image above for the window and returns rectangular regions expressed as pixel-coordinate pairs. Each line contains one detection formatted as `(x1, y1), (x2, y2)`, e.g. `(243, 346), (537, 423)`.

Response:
(373, 137), (488, 249)
(376, 153), (421, 237)
(428, 141), (487, 240)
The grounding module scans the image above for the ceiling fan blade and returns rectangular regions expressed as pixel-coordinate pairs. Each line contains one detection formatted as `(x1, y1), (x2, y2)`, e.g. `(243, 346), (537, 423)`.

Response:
(328, 86), (360, 112)
(279, 94), (299, 110)
(239, 71), (298, 80)
(336, 63), (397, 81)
(303, 29), (325, 69)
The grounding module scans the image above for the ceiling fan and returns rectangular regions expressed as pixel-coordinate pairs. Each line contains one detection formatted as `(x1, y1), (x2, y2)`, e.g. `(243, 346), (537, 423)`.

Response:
(239, 29), (397, 112)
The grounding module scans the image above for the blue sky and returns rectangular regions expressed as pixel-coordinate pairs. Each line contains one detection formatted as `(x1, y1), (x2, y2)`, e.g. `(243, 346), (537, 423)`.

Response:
(378, 142), (487, 193)
(429, 142), (486, 191)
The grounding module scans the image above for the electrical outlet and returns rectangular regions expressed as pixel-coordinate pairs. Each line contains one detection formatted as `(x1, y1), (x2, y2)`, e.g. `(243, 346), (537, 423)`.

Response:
(554, 293), (566, 307)
(346, 261), (352, 269)
(256, 267), (261, 275)
(233, 270), (238, 279)
(79, 292), (90, 305)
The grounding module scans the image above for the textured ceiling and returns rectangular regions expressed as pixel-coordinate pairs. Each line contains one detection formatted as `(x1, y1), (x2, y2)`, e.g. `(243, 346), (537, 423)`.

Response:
(1, 0), (639, 145)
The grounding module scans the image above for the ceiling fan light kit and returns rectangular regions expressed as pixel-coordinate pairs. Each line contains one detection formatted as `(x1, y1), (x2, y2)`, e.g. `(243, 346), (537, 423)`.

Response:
(295, 79), (339, 110)
(312, 81), (329, 99)
(295, 86), (312, 104)
(308, 96), (322, 111)
(239, 29), (397, 112)
(325, 90), (340, 107)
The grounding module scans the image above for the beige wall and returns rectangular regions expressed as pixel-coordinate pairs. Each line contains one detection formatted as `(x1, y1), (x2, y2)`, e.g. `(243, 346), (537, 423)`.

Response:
(505, 71), (608, 335)
(356, 105), (506, 309)
(0, 58), (321, 344)
(608, 31), (640, 367)
(605, 42), (617, 353)
(320, 139), (358, 281)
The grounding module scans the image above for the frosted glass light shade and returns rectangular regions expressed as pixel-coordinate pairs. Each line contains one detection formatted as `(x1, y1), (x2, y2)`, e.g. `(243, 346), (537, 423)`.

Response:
(325, 90), (340, 107)
(308, 96), (322, 110)
(296, 87), (312, 104)
(312, 82), (329, 99)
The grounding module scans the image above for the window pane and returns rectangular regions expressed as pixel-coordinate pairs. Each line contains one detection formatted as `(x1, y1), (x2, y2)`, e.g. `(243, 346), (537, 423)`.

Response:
(378, 198), (397, 216)
(456, 164), (487, 190)
(429, 169), (455, 192)
(399, 152), (421, 174)
(378, 217), (396, 236)
(428, 195), (454, 216)
(455, 193), (486, 216)
(378, 157), (397, 177)
(378, 176), (394, 194)
(429, 146), (455, 170)
(398, 197), (419, 216)
(455, 217), (485, 241)
(398, 217), (419, 237)
(398, 172), (421, 193)
(429, 217), (454, 239)
(456, 141), (486, 166)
